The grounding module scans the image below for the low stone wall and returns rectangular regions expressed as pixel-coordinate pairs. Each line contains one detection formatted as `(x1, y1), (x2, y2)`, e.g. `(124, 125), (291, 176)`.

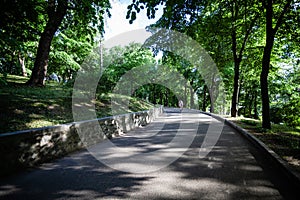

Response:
(0, 106), (163, 177)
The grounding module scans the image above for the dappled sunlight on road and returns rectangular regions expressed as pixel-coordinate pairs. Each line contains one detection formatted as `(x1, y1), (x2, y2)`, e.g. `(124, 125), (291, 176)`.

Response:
(0, 108), (289, 199)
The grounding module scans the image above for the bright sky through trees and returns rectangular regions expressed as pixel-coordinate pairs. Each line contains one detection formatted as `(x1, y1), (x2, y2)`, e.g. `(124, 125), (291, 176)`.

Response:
(104, 0), (163, 40)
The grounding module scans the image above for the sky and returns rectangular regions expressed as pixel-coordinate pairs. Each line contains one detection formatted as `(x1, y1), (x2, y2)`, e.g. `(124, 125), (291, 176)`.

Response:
(103, 0), (163, 41)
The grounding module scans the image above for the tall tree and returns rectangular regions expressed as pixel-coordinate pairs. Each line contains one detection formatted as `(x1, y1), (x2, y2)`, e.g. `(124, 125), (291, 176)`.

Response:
(27, 0), (68, 86)
(260, 0), (293, 129)
(26, 0), (110, 86)
(228, 0), (260, 117)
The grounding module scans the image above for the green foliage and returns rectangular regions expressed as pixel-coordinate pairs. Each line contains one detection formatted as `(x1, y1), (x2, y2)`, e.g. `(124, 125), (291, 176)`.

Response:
(128, 0), (299, 127)
(0, 0), (45, 75)
(49, 32), (92, 81)
(99, 43), (156, 94)
(0, 0), (111, 85)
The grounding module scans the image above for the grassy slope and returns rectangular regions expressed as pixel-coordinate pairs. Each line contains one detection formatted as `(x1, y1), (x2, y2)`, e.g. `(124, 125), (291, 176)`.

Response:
(226, 116), (300, 174)
(0, 74), (154, 133)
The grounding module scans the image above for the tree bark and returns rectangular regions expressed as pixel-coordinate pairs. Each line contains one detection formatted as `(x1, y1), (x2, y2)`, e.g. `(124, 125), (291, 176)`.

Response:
(260, 0), (273, 129)
(231, 60), (241, 117)
(230, 0), (240, 117)
(184, 81), (187, 106)
(18, 53), (27, 77)
(254, 91), (258, 119)
(230, 0), (259, 117)
(190, 86), (194, 109)
(261, 37), (273, 129)
(260, 0), (292, 129)
(248, 92), (254, 117)
(26, 0), (67, 86)
(202, 85), (207, 111)
(165, 89), (169, 106)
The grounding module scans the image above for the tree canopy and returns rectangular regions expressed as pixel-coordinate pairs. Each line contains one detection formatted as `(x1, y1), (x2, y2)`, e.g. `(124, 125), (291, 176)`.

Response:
(126, 0), (300, 128)
(0, 0), (110, 85)
(1, 0), (299, 129)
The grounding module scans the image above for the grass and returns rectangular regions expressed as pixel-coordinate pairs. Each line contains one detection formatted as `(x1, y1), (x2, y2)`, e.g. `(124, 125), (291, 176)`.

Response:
(0, 74), (155, 134)
(226, 116), (300, 174)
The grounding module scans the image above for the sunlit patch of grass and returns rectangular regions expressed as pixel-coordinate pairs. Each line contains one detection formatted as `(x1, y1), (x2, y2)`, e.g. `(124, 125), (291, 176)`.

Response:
(3, 74), (29, 84)
(26, 119), (54, 129)
(129, 98), (154, 111)
(33, 102), (48, 107)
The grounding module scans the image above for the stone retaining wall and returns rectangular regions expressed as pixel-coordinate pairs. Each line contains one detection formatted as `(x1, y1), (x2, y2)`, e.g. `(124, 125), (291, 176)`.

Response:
(0, 106), (163, 177)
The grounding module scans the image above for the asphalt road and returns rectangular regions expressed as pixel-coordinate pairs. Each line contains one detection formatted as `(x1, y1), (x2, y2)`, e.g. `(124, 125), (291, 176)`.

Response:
(0, 108), (298, 199)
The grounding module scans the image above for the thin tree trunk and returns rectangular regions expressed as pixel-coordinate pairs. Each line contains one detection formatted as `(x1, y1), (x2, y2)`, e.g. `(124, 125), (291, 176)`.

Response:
(254, 91), (258, 119)
(184, 81), (187, 106)
(190, 86), (194, 109)
(248, 93), (254, 117)
(165, 89), (169, 106)
(18, 53), (27, 77)
(153, 84), (156, 104)
(100, 39), (103, 76)
(230, 0), (240, 117)
(230, 0), (259, 117)
(159, 88), (163, 105)
(231, 61), (241, 117)
(202, 85), (207, 112)
(210, 95), (214, 113)
(209, 75), (215, 113)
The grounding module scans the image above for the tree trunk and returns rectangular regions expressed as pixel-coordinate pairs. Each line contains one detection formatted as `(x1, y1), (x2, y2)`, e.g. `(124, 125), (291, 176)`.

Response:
(153, 84), (156, 104)
(159, 89), (163, 105)
(190, 86), (194, 109)
(260, 0), (292, 129)
(209, 95), (214, 113)
(26, 1), (67, 86)
(184, 81), (187, 106)
(261, 43), (273, 129)
(229, 0), (259, 117)
(209, 74), (215, 113)
(260, 0), (274, 129)
(248, 93), (254, 117)
(202, 85), (207, 111)
(18, 53), (27, 77)
(165, 89), (169, 106)
(231, 61), (241, 117)
(254, 91), (259, 119)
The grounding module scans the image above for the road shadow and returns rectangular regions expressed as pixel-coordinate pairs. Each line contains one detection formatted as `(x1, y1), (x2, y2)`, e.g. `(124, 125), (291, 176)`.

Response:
(0, 149), (153, 199)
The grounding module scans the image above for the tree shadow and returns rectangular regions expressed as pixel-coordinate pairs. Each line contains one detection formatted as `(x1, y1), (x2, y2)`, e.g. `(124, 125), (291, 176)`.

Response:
(0, 149), (153, 199)
(1, 109), (299, 199)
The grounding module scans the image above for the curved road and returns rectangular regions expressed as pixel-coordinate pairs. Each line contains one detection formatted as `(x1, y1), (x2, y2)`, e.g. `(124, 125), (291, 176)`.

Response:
(0, 108), (298, 199)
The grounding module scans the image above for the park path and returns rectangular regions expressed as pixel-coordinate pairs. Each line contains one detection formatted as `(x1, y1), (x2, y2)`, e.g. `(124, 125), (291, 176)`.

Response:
(0, 108), (296, 199)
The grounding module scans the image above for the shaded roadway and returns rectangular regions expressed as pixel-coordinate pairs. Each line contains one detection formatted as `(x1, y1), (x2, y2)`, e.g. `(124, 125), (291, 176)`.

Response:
(0, 108), (299, 199)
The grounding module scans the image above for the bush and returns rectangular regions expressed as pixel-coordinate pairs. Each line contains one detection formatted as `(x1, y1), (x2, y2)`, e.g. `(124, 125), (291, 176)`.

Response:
(270, 105), (284, 124)
(285, 98), (300, 126)
(271, 99), (300, 127)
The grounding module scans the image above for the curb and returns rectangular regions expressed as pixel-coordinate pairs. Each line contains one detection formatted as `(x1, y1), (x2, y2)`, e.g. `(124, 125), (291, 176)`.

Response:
(202, 111), (300, 189)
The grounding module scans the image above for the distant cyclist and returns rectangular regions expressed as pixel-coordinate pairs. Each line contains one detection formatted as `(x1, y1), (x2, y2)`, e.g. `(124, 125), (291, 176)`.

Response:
(178, 100), (183, 111)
